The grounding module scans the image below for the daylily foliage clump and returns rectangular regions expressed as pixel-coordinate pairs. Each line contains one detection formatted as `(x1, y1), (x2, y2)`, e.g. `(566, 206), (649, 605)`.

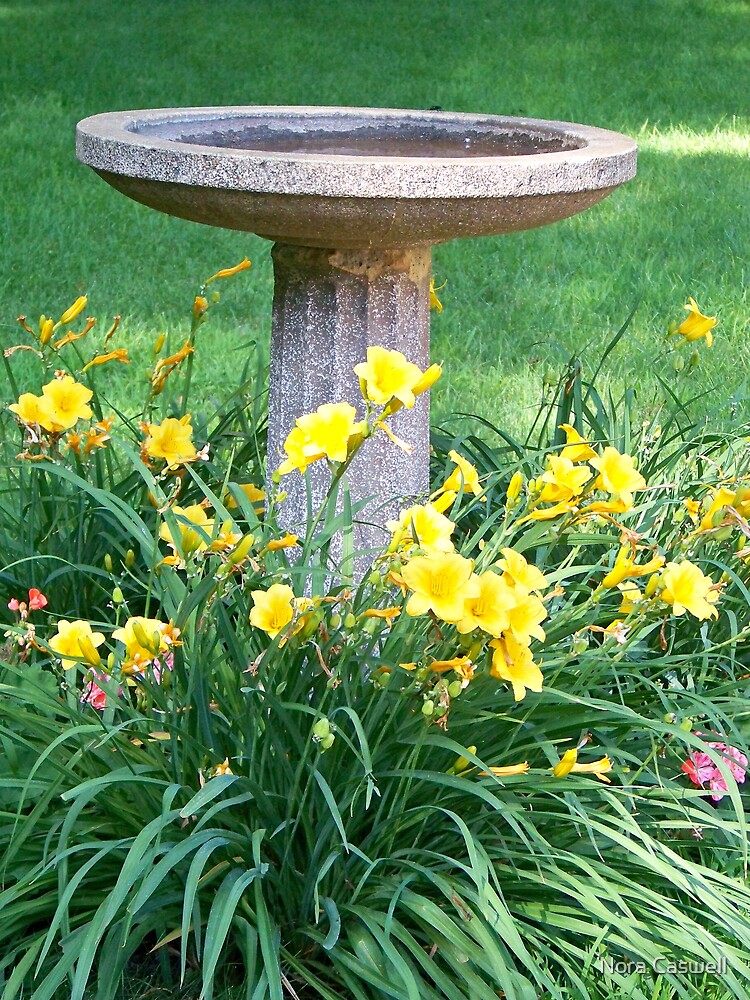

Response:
(1, 273), (749, 1000)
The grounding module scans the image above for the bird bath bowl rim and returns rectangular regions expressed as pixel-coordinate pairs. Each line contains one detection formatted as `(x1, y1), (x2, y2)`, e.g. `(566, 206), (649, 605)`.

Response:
(76, 105), (637, 201)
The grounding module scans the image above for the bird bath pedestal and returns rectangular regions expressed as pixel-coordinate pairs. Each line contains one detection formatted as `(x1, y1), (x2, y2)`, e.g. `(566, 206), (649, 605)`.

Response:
(76, 106), (636, 571)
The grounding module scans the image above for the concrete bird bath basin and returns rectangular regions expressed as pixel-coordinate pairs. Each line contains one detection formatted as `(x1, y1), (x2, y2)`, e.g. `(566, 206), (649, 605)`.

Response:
(76, 106), (637, 570)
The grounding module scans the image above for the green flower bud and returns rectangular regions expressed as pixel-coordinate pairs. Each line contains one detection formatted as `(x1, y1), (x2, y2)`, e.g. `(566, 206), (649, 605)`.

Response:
(312, 717), (331, 739)
(112, 587), (124, 605)
(329, 613), (342, 629)
(421, 699), (435, 717)
(104, 554), (113, 573)
(344, 613), (357, 629)
(125, 549), (136, 569)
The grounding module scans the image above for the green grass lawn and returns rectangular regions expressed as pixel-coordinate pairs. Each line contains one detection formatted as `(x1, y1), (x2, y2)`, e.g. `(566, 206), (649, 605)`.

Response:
(1, 0), (748, 438)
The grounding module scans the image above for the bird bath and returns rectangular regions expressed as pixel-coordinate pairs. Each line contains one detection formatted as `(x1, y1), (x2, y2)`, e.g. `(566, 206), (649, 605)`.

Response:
(76, 106), (637, 571)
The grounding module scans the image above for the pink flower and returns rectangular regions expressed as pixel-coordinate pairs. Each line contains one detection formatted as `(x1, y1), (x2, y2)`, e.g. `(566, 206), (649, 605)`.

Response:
(8, 598), (21, 613)
(682, 738), (747, 802)
(80, 672), (121, 711)
(28, 588), (48, 611)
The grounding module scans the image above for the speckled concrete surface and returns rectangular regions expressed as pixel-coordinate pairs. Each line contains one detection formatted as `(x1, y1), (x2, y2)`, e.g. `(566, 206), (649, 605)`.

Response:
(267, 244), (431, 574)
(77, 106), (636, 249)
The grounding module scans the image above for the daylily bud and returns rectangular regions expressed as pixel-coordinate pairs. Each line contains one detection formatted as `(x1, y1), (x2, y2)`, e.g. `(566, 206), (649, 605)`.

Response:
(39, 318), (54, 346)
(152, 333), (166, 356)
(104, 554), (113, 573)
(671, 354), (685, 372)
(112, 587), (124, 604)
(644, 573), (661, 597)
(227, 533), (255, 566)
(125, 549), (136, 568)
(210, 291), (221, 303)
(312, 717), (331, 739)
(552, 749), (578, 777)
(344, 613), (357, 629)
(506, 470), (524, 503)
(132, 620), (161, 655)
(412, 363), (443, 397)
(329, 613), (342, 629)
(59, 296), (88, 325)
(193, 296), (209, 320)
(451, 746), (477, 774)
(107, 652), (116, 671)
(77, 634), (102, 667)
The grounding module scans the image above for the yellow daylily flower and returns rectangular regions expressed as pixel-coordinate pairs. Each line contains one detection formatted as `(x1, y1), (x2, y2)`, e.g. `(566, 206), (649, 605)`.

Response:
(9, 392), (54, 429)
(82, 349), (130, 371)
(697, 486), (750, 532)
(263, 532), (299, 552)
(497, 548), (549, 593)
(527, 500), (575, 522)
(151, 340), (195, 393)
(159, 505), (214, 563)
(40, 375), (94, 432)
(354, 346), (424, 409)
(507, 591), (547, 645)
(429, 278), (445, 313)
(659, 561), (720, 620)
(49, 619), (106, 670)
(402, 552), (480, 624)
(601, 546), (665, 589)
(226, 482), (266, 511)
(206, 257), (251, 283)
(481, 761), (530, 778)
(442, 450), (484, 497)
(278, 403), (363, 474)
(590, 447), (647, 509)
(618, 581), (643, 614)
(387, 502), (455, 555)
(489, 634), (543, 702)
(571, 755), (613, 783)
(53, 318), (95, 350)
(671, 297), (716, 347)
(144, 414), (197, 468)
(551, 750), (612, 782)
(84, 418), (114, 454)
(112, 617), (180, 671)
(551, 748), (578, 777)
(429, 655), (474, 674)
(559, 423), (597, 463)
(250, 584), (296, 638)
(363, 606), (402, 626)
(539, 455), (592, 503)
(212, 758), (234, 776)
(457, 570), (516, 637)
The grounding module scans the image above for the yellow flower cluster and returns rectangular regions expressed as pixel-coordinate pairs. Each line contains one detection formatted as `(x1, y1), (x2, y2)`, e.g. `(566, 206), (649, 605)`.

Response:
(526, 427), (647, 521)
(143, 414), (197, 469)
(48, 615), (181, 675)
(10, 374), (93, 434)
(159, 504), (244, 568)
(278, 347), (441, 477)
(395, 500), (550, 701)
